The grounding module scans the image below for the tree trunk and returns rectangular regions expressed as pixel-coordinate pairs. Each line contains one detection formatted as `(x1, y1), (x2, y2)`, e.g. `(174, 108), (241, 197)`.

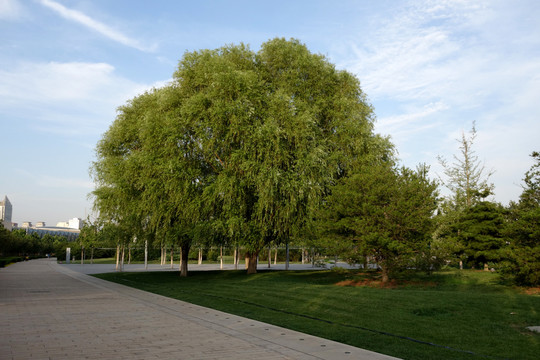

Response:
(285, 243), (289, 270)
(128, 245), (131, 265)
(91, 247), (94, 265)
(381, 266), (389, 283)
(179, 247), (182, 269)
(220, 246), (223, 269)
(115, 244), (120, 271)
(246, 251), (259, 274)
(144, 240), (148, 270)
(120, 245), (125, 272)
(274, 247), (278, 265)
(302, 248), (305, 264)
(80, 247), (84, 265)
(180, 244), (190, 277)
(160, 246), (164, 266)
(198, 248), (202, 265)
(170, 245), (174, 269)
(164, 247), (168, 266)
(234, 246), (238, 269)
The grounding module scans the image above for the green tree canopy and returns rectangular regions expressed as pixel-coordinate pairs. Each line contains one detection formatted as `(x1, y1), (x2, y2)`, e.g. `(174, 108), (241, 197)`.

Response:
(435, 123), (496, 268)
(318, 162), (439, 282)
(454, 201), (506, 268)
(173, 39), (381, 273)
(91, 38), (385, 274)
(437, 122), (494, 210)
(519, 151), (540, 210)
(503, 151), (540, 285)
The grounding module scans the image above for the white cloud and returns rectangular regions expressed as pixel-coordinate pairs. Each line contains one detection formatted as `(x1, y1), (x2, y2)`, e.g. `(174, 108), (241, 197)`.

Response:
(0, 61), (115, 101)
(38, 0), (156, 52)
(0, 61), (160, 135)
(345, 0), (540, 110)
(37, 175), (94, 190)
(353, 29), (459, 101)
(345, 1), (488, 103)
(0, 0), (23, 19)
(337, 0), (540, 204)
(375, 102), (448, 153)
(378, 101), (448, 128)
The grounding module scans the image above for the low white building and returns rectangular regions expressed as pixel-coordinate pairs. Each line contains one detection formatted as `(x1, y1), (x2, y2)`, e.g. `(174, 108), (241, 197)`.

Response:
(56, 218), (83, 229)
(68, 217), (83, 230)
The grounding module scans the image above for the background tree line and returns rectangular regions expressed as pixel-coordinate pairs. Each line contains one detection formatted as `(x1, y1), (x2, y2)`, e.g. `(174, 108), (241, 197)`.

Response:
(89, 38), (539, 285)
(90, 38), (442, 280)
(4, 39), (537, 286)
(0, 227), (65, 263)
(433, 124), (539, 286)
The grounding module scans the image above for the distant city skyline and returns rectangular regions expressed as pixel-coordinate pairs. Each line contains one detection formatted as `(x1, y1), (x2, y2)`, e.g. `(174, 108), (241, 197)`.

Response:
(1, 0), (539, 225)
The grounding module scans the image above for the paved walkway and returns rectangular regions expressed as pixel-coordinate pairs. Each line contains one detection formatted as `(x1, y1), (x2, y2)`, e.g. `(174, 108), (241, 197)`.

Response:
(54, 260), (351, 275)
(0, 259), (399, 360)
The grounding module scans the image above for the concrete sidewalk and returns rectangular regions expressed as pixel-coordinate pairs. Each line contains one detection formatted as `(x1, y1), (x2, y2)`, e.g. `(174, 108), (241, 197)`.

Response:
(0, 259), (399, 360)
(56, 260), (342, 275)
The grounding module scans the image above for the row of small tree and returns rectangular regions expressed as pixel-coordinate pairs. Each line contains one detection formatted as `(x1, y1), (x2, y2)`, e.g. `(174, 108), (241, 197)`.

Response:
(88, 38), (537, 285)
(0, 227), (67, 259)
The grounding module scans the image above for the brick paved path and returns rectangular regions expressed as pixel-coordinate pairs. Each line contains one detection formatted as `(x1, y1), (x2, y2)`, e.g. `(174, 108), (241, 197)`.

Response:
(0, 259), (398, 359)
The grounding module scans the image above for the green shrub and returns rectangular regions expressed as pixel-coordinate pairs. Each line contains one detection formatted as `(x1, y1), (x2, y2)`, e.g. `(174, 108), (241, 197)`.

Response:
(0, 256), (23, 267)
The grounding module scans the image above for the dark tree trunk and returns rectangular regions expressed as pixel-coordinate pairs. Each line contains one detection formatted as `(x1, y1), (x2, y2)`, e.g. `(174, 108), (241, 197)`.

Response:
(246, 251), (259, 274)
(180, 244), (190, 277)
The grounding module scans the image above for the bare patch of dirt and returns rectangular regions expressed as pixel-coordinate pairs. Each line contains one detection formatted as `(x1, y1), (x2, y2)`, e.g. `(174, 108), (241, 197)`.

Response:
(523, 287), (540, 295)
(335, 279), (436, 289)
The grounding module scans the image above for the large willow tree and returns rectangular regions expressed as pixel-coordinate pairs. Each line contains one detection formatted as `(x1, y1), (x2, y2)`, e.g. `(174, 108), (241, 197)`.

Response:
(92, 38), (382, 274)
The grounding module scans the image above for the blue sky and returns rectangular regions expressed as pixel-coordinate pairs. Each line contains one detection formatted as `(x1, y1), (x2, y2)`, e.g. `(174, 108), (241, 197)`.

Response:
(1, 0), (539, 225)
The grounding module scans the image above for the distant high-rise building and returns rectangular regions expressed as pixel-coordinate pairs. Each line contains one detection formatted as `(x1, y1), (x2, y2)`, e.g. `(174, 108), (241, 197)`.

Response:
(0, 196), (13, 231)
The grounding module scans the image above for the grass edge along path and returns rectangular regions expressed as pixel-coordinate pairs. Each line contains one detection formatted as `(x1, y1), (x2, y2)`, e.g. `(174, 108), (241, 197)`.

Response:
(93, 269), (540, 360)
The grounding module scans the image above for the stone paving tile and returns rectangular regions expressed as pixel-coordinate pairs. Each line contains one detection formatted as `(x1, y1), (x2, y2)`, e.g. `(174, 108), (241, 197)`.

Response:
(0, 259), (399, 360)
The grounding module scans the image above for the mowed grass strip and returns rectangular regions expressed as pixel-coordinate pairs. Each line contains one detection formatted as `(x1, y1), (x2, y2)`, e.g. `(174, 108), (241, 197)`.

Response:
(94, 269), (540, 360)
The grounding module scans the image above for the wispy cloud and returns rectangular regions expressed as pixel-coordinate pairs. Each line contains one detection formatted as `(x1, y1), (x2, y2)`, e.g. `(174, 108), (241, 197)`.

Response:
(0, 61), (154, 135)
(0, 0), (23, 19)
(378, 102), (448, 129)
(345, 1), (480, 103)
(336, 0), (540, 204)
(13, 169), (94, 190)
(0, 61), (116, 101)
(38, 0), (155, 52)
(37, 175), (94, 190)
(345, 0), (540, 110)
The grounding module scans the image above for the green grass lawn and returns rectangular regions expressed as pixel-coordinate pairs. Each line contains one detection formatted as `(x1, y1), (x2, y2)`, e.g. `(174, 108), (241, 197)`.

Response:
(94, 269), (540, 360)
